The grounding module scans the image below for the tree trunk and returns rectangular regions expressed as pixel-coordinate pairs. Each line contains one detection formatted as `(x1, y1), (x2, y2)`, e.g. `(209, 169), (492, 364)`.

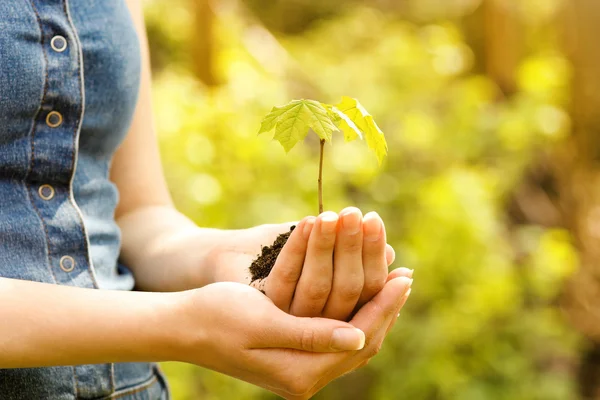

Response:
(558, 1), (600, 398)
(191, 0), (218, 86)
(463, 0), (523, 96)
(482, 0), (522, 96)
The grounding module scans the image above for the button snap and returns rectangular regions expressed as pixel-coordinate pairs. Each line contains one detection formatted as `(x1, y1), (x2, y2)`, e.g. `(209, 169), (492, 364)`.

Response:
(50, 36), (68, 52)
(60, 255), (75, 272)
(38, 184), (55, 200)
(46, 111), (63, 128)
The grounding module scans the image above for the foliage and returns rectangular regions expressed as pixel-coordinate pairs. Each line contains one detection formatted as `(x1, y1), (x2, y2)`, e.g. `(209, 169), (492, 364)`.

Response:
(258, 97), (387, 164)
(145, 0), (581, 399)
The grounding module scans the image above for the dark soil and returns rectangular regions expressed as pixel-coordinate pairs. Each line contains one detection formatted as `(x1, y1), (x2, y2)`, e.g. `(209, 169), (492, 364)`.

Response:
(249, 225), (295, 283)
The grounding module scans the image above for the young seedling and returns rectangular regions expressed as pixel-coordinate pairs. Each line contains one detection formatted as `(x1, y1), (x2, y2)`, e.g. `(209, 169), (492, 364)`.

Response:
(249, 96), (388, 284)
(259, 96), (388, 213)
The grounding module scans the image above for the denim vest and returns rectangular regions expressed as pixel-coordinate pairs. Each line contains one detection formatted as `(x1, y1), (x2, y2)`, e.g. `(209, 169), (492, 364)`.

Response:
(0, 1), (169, 398)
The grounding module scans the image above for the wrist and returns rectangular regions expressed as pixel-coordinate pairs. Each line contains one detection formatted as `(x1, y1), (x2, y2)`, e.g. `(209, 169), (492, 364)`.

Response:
(171, 227), (231, 288)
(154, 292), (189, 362)
(164, 288), (212, 365)
(193, 228), (247, 286)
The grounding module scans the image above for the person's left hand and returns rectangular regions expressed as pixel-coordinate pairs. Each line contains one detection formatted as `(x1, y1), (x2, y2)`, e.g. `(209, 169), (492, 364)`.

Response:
(208, 208), (401, 321)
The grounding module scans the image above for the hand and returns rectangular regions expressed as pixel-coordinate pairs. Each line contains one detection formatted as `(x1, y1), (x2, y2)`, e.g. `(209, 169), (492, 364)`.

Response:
(173, 273), (413, 399)
(266, 208), (398, 321)
(209, 208), (398, 321)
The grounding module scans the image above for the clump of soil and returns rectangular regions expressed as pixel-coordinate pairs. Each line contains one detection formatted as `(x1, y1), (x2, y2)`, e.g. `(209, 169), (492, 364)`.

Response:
(249, 225), (295, 283)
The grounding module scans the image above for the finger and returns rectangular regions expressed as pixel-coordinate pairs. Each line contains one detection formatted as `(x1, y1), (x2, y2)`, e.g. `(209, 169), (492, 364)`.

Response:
(385, 244), (395, 266)
(289, 212), (338, 317)
(350, 276), (412, 342)
(386, 288), (412, 335)
(288, 279), (413, 397)
(386, 267), (414, 282)
(354, 283), (411, 377)
(322, 207), (364, 321)
(265, 217), (316, 313)
(255, 314), (366, 353)
(356, 212), (388, 308)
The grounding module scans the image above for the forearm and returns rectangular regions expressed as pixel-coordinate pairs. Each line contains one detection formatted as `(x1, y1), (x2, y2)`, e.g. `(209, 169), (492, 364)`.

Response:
(109, 1), (240, 292)
(0, 277), (179, 368)
(117, 205), (228, 292)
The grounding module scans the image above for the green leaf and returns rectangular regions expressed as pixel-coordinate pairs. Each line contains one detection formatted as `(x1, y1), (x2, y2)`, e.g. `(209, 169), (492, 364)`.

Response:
(273, 103), (313, 152)
(364, 119), (387, 165)
(258, 104), (290, 134)
(336, 96), (388, 164)
(304, 100), (337, 142)
(259, 97), (387, 162)
(258, 99), (337, 152)
(325, 104), (363, 142)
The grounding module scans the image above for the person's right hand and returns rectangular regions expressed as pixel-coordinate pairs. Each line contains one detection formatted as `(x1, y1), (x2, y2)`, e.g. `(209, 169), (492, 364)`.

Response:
(171, 273), (413, 399)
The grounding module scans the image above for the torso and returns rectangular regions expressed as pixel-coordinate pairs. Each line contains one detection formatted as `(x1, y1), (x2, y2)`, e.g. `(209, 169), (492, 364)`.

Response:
(0, 1), (167, 398)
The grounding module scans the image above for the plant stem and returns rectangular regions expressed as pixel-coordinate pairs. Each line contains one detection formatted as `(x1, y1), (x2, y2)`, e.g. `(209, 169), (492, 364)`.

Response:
(318, 139), (325, 214)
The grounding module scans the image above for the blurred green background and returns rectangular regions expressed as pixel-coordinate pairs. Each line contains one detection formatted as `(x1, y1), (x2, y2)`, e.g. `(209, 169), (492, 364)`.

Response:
(143, 0), (600, 398)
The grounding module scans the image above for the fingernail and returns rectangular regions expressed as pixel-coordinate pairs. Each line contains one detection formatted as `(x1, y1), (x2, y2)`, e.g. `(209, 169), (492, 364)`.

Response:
(320, 211), (339, 235)
(397, 287), (413, 317)
(400, 268), (414, 279)
(399, 283), (412, 305)
(396, 286), (412, 317)
(392, 277), (413, 306)
(303, 217), (316, 239)
(331, 328), (365, 351)
(363, 212), (382, 241)
(341, 209), (361, 235)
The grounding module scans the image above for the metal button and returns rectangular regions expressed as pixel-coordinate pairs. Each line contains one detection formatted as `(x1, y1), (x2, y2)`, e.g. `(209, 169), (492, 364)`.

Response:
(46, 111), (63, 128)
(60, 255), (75, 272)
(38, 184), (55, 200)
(50, 36), (67, 53)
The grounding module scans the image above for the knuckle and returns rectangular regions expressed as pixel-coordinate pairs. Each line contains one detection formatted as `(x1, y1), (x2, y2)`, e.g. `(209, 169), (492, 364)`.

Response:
(367, 342), (383, 358)
(340, 239), (362, 253)
(363, 242), (385, 259)
(282, 375), (313, 397)
(338, 280), (364, 301)
(314, 235), (336, 251)
(363, 275), (386, 294)
(277, 265), (301, 285)
(301, 328), (317, 352)
(370, 301), (386, 321)
(306, 279), (332, 301)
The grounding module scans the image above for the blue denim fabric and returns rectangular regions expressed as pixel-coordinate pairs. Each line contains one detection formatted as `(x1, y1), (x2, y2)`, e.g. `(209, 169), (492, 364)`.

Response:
(0, 0), (169, 398)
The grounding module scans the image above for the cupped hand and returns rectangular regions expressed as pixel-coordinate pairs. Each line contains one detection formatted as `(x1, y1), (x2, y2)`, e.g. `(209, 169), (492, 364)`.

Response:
(209, 208), (400, 322)
(174, 273), (413, 399)
(266, 208), (400, 321)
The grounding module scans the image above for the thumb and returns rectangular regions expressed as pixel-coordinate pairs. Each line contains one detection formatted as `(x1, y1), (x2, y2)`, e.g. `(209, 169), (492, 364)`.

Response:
(350, 276), (412, 336)
(257, 314), (365, 353)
